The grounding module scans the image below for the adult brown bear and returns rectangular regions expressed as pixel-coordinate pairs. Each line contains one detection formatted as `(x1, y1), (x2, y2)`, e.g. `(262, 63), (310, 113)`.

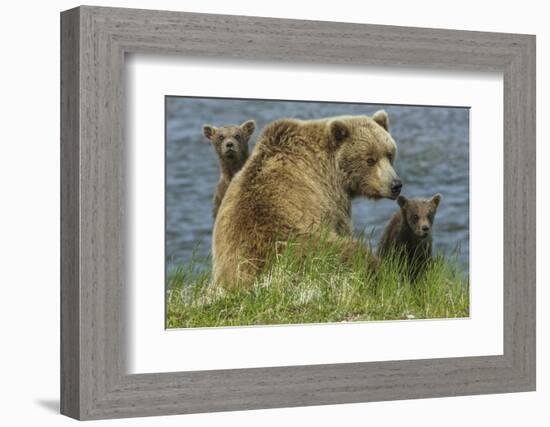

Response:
(212, 111), (402, 289)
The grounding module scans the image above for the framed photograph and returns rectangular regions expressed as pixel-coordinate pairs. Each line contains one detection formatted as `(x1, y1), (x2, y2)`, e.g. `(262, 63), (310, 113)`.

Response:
(164, 96), (470, 329)
(61, 6), (536, 420)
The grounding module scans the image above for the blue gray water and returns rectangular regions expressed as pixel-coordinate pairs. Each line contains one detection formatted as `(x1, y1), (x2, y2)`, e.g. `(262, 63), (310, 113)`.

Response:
(166, 97), (469, 274)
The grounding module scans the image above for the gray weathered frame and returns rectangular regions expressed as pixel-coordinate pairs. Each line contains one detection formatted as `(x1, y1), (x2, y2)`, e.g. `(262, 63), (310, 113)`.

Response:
(60, 5), (536, 420)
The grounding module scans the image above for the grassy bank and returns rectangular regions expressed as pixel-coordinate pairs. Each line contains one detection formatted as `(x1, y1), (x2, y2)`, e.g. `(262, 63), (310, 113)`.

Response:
(166, 236), (469, 329)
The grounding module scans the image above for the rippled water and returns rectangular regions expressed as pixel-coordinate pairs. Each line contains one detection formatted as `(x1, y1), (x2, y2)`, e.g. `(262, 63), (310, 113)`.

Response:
(166, 97), (469, 274)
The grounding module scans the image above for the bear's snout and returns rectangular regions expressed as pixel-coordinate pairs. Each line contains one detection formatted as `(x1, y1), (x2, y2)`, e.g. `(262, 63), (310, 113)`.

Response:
(390, 178), (403, 197)
(222, 139), (240, 157)
(223, 139), (237, 151)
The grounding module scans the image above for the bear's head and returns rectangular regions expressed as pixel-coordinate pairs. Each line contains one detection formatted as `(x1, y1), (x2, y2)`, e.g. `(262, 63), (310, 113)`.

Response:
(397, 193), (442, 238)
(203, 120), (256, 167)
(329, 110), (402, 200)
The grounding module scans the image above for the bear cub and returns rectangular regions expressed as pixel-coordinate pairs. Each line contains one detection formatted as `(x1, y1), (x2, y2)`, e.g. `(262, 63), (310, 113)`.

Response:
(202, 120), (256, 219)
(378, 193), (442, 279)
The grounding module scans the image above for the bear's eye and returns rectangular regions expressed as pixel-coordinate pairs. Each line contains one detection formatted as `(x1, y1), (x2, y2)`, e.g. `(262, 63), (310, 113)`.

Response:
(234, 133), (241, 141)
(366, 158), (377, 166)
(388, 153), (393, 162)
(217, 134), (224, 142)
(412, 214), (419, 222)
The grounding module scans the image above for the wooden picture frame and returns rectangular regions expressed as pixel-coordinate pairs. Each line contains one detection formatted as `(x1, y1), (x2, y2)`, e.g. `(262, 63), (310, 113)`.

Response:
(60, 5), (536, 420)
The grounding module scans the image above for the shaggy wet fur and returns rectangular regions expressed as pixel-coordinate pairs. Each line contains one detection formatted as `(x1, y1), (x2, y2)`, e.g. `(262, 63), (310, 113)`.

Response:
(212, 112), (402, 289)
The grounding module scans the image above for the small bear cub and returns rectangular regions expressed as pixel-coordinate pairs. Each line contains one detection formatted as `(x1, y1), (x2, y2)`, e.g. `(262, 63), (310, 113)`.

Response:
(378, 193), (442, 278)
(202, 120), (256, 219)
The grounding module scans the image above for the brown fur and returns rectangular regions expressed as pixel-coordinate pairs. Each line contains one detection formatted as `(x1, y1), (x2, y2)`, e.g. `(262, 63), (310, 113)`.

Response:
(378, 194), (442, 278)
(202, 120), (256, 218)
(212, 112), (402, 289)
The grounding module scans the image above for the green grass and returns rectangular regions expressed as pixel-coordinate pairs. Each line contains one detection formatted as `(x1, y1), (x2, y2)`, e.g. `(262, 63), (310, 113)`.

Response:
(166, 234), (469, 329)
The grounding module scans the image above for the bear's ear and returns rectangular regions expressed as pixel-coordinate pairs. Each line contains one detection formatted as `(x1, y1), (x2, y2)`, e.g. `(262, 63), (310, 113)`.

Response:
(397, 195), (408, 208)
(430, 193), (442, 208)
(240, 120), (256, 138)
(373, 110), (389, 131)
(328, 120), (349, 149)
(202, 124), (216, 141)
